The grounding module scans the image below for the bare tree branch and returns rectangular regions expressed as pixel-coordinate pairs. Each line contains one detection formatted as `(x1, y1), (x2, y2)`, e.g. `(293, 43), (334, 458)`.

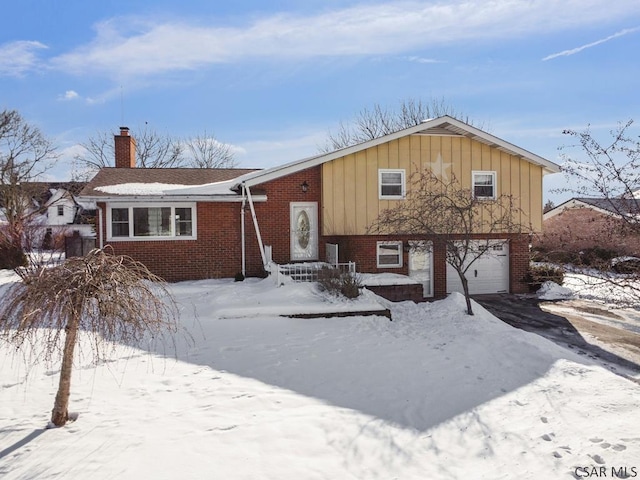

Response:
(0, 109), (58, 265)
(0, 248), (180, 427)
(369, 170), (524, 315)
(73, 127), (237, 179)
(320, 98), (480, 152)
(535, 120), (640, 306)
(183, 130), (237, 168)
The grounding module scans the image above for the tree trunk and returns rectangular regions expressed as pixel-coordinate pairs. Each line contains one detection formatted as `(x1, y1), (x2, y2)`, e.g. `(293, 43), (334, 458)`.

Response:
(50, 312), (80, 427)
(460, 274), (474, 316)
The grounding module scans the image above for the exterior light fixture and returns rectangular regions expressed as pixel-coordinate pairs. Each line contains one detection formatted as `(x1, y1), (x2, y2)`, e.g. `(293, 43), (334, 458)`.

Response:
(301, 181), (309, 193)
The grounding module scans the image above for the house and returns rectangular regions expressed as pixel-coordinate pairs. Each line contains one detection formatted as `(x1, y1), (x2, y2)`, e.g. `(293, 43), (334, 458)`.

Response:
(0, 182), (95, 250)
(37, 184), (96, 248)
(538, 197), (640, 257)
(79, 119), (559, 300)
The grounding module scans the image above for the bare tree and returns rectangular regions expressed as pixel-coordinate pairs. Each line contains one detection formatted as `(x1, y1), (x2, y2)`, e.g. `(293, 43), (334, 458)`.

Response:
(321, 98), (478, 152)
(560, 120), (640, 217)
(369, 170), (524, 315)
(0, 248), (179, 427)
(73, 126), (236, 179)
(0, 109), (58, 266)
(73, 127), (184, 179)
(183, 130), (237, 168)
(136, 127), (184, 168)
(537, 120), (640, 304)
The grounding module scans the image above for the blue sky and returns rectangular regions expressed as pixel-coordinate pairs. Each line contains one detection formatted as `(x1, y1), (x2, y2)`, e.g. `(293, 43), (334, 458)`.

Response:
(2, 0), (640, 203)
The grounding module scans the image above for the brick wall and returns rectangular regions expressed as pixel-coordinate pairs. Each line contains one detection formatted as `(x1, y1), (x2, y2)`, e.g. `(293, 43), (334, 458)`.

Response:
(509, 234), (531, 294)
(367, 284), (424, 302)
(114, 128), (136, 169)
(538, 208), (640, 256)
(96, 166), (325, 282)
(97, 202), (245, 282)
(325, 233), (531, 298)
(244, 166), (324, 276)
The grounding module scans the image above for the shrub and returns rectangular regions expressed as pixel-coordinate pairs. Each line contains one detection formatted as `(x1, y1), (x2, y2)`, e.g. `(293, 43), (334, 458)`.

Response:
(317, 267), (362, 299)
(526, 264), (565, 292)
(532, 246), (622, 271)
(578, 247), (619, 268)
(0, 243), (27, 270)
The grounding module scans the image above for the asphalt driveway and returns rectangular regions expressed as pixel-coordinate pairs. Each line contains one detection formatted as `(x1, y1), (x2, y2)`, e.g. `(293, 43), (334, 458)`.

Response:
(475, 294), (640, 380)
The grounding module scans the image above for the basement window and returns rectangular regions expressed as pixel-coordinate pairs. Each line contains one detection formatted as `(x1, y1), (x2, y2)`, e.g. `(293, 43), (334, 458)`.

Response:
(107, 204), (196, 240)
(377, 241), (403, 268)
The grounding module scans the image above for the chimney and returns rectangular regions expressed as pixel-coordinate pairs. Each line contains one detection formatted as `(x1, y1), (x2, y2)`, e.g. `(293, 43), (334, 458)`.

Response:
(114, 127), (136, 168)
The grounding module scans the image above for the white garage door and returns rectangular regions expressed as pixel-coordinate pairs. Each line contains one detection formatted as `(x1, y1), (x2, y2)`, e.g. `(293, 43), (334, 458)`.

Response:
(446, 240), (509, 295)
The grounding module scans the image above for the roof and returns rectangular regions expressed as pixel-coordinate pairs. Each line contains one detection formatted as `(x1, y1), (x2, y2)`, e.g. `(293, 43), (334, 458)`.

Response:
(544, 197), (640, 220)
(229, 115), (561, 190)
(78, 116), (560, 200)
(80, 168), (258, 199)
(0, 181), (87, 209)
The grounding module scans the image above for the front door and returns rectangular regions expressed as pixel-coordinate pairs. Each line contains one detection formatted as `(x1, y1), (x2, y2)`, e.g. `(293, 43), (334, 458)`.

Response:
(290, 202), (318, 261)
(409, 241), (433, 297)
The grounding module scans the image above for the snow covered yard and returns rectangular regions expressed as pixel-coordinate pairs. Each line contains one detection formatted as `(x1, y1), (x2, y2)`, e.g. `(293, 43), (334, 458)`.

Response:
(1, 274), (639, 479)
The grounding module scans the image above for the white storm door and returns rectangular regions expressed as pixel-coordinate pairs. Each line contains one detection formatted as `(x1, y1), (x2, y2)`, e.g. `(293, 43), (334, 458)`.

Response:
(290, 202), (318, 261)
(408, 241), (433, 297)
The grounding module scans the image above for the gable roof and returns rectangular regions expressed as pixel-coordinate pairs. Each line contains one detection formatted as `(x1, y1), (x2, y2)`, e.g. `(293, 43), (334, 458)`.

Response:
(78, 116), (560, 199)
(544, 197), (640, 220)
(80, 168), (257, 199)
(230, 115), (560, 190)
(0, 181), (86, 209)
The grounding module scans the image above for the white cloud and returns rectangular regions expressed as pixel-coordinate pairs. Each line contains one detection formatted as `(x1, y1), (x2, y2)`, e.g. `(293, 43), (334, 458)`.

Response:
(235, 130), (327, 169)
(406, 56), (442, 64)
(543, 26), (640, 61)
(59, 90), (80, 101)
(50, 0), (640, 80)
(0, 40), (47, 76)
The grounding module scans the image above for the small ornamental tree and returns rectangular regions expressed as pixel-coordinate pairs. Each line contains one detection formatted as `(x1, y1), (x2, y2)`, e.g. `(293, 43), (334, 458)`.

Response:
(369, 170), (525, 315)
(0, 248), (179, 427)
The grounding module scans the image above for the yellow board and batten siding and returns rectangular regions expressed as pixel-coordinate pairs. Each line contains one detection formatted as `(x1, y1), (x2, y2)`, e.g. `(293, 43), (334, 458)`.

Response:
(321, 134), (544, 236)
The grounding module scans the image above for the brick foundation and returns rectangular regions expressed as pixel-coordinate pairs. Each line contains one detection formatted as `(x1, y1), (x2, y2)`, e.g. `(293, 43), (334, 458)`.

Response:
(367, 284), (424, 302)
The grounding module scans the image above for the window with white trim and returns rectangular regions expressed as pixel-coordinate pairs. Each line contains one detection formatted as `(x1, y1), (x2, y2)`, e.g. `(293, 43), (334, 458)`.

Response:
(57, 205), (64, 216)
(379, 169), (405, 199)
(472, 171), (497, 199)
(377, 241), (403, 268)
(107, 204), (196, 240)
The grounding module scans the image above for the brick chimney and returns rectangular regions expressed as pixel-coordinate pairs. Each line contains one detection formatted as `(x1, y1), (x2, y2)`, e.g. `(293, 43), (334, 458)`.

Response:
(114, 127), (136, 168)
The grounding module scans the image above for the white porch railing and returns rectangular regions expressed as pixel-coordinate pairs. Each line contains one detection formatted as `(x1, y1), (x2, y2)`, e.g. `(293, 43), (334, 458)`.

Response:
(269, 261), (356, 286)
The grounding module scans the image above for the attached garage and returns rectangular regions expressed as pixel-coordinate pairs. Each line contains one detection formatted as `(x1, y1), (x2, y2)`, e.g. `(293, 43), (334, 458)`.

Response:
(446, 240), (509, 295)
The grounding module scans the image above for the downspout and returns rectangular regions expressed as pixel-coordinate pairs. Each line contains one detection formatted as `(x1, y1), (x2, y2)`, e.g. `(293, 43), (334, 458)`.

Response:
(241, 186), (246, 277)
(96, 204), (104, 249)
(244, 183), (267, 268)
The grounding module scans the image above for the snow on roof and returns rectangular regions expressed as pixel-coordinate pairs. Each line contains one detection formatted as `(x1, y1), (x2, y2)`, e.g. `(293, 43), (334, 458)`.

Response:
(96, 183), (194, 195)
(95, 179), (237, 196)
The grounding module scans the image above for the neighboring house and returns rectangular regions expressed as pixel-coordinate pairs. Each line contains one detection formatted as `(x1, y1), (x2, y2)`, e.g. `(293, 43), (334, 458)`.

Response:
(79, 120), (559, 300)
(539, 197), (640, 256)
(0, 182), (95, 249)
